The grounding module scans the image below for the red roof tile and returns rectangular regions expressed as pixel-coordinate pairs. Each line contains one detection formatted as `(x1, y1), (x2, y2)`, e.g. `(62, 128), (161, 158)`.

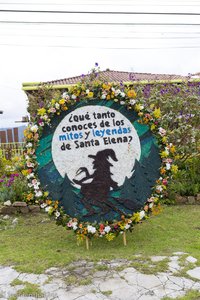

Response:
(44, 70), (188, 86)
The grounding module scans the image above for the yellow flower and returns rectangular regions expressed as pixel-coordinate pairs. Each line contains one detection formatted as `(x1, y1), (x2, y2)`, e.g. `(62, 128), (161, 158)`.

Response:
(59, 99), (65, 105)
(106, 94), (111, 100)
(162, 136), (167, 143)
(26, 193), (33, 201)
(171, 164), (178, 174)
(150, 103), (155, 109)
(105, 233), (115, 241)
(131, 212), (140, 223)
(46, 199), (52, 205)
(151, 124), (156, 130)
(135, 104), (143, 111)
(119, 224), (125, 230)
(77, 233), (86, 242)
(102, 83), (111, 90)
(160, 168), (166, 175)
(153, 108), (161, 119)
(51, 99), (56, 104)
(87, 91), (94, 98)
(170, 145), (176, 153)
(27, 133), (33, 139)
(75, 90), (81, 96)
(62, 106), (68, 111)
(152, 204), (162, 216)
(21, 169), (29, 176)
(37, 108), (46, 116)
(160, 150), (169, 158)
(127, 89), (137, 98)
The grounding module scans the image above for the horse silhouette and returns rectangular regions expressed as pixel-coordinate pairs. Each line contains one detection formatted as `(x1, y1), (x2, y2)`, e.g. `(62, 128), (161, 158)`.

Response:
(73, 149), (122, 216)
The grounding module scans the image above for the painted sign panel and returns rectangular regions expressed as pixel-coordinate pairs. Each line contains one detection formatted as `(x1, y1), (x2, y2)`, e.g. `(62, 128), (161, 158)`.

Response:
(36, 101), (161, 222)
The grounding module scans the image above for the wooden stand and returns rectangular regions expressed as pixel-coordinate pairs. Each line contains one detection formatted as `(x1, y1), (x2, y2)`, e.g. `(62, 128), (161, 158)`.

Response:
(86, 236), (90, 250)
(123, 231), (127, 246)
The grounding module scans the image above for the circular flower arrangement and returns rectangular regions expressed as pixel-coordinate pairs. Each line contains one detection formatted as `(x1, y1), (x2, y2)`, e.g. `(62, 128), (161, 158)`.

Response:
(23, 76), (178, 242)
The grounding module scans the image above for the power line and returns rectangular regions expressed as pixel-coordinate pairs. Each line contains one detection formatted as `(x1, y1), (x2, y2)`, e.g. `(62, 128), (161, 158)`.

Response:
(1, 43), (200, 49)
(1, 33), (200, 39)
(1, 21), (200, 26)
(1, 23), (200, 34)
(1, 9), (200, 15)
(1, 3), (200, 6)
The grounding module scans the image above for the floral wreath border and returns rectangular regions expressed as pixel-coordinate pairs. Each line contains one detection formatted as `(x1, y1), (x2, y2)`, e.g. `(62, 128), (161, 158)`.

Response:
(23, 79), (178, 241)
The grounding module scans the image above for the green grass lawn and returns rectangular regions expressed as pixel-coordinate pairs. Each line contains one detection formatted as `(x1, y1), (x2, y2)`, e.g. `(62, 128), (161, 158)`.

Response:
(0, 205), (200, 273)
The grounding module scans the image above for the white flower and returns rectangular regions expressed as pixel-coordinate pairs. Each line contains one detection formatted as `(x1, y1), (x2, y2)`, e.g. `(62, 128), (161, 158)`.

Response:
(164, 147), (169, 155)
(62, 92), (70, 99)
(27, 173), (34, 179)
(104, 226), (111, 233)
(156, 185), (163, 192)
(114, 89), (121, 96)
(72, 222), (78, 230)
(130, 99), (136, 105)
(45, 206), (54, 214)
(158, 127), (166, 137)
(40, 203), (47, 209)
(101, 94), (106, 99)
(30, 125), (38, 133)
(87, 225), (96, 234)
(45, 206), (51, 212)
(33, 184), (40, 190)
(166, 163), (171, 170)
(120, 92), (125, 97)
(55, 211), (60, 218)
(71, 94), (77, 100)
(120, 101), (125, 105)
(26, 142), (33, 148)
(125, 224), (130, 230)
(139, 210), (145, 220)
(55, 103), (60, 109)
(149, 203), (153, 209)
(28, 183), (33, 188)
(35, 190), (43, 197)
(32, 179), (38, 185)
(62, 92), (68, 98)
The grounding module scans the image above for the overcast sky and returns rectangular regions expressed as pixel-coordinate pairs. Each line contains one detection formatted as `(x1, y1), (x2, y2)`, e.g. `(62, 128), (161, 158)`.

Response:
(0, 0), (200, 128)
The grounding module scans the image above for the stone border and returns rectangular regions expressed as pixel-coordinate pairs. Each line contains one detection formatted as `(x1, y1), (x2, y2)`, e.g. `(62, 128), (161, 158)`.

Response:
(0, 202), (40, 215)
(175, 194), (200, 205)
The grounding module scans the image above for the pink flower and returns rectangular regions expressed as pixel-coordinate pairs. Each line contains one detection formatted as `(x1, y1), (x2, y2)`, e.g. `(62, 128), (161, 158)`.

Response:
(158, 127), (166, 137)
(162, 179), (168, 185)
(49, 107), (56, 113)
(67, 222), (72, 228)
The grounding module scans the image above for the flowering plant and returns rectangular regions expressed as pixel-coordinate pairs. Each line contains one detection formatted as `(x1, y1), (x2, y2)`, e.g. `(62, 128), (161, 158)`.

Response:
(23, 67), (177, 241)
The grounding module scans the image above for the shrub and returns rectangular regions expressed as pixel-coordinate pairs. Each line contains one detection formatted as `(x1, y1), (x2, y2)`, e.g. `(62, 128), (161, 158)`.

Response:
(0, 173), (29, 203)
(167, 156), (200, 198)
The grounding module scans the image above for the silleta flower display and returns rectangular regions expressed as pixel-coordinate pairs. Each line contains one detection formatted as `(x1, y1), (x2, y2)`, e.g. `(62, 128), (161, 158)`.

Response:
(23, 72), (177, 242)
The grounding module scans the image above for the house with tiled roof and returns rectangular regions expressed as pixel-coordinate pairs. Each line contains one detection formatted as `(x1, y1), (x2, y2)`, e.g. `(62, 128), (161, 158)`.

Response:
(22, 69), (199, 119)
(22, 70), (189, 92)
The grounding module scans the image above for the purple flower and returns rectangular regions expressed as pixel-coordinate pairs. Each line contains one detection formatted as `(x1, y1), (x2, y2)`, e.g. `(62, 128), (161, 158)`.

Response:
(95, 62), (98, 67)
